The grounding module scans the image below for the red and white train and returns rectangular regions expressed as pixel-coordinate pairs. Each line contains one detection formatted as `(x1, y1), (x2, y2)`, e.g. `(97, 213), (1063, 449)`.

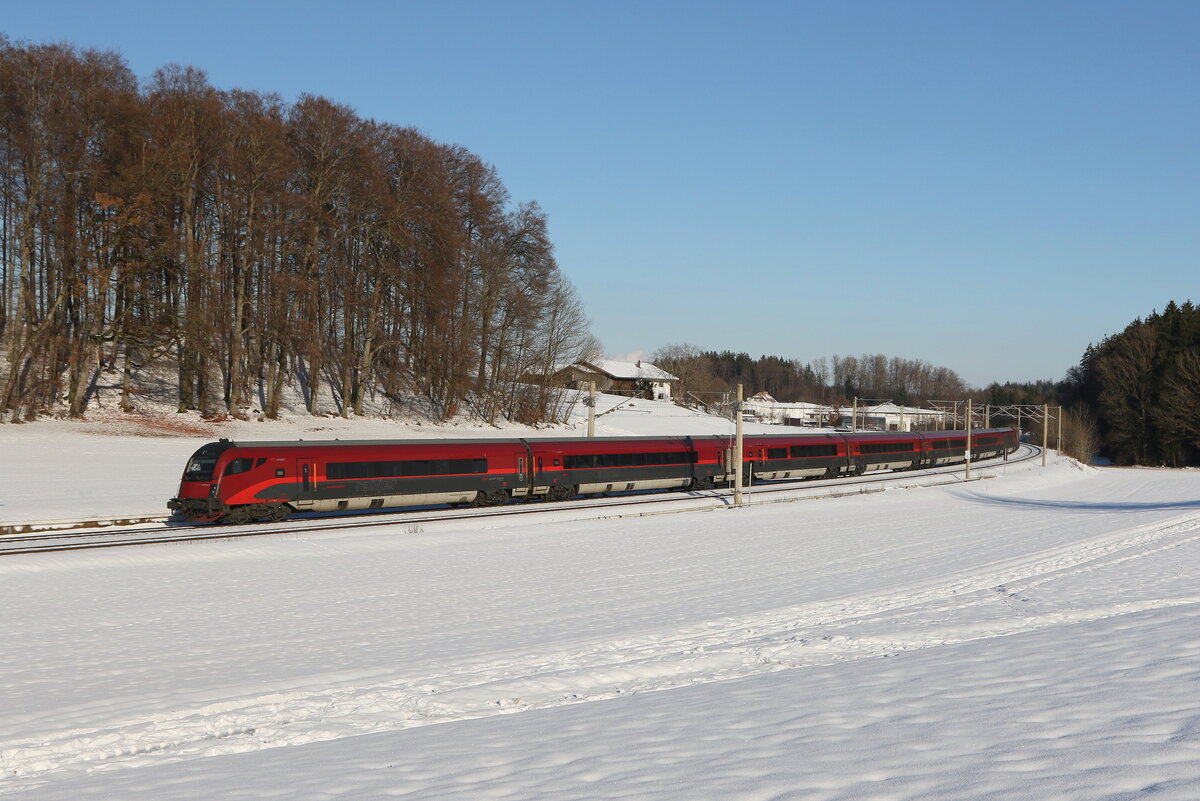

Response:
(169, 428), (1019, 523)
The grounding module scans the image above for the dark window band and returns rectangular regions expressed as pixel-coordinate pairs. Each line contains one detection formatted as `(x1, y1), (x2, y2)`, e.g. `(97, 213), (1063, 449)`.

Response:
(328, 458), (488, 480)
(563, 451), (698, 469)
(861, 442), (915, 454)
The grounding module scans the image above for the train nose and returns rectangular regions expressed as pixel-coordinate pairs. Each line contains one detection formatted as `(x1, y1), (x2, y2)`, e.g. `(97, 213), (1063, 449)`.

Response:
(176, 481), (214, 501)
(169, 482), (223, 521)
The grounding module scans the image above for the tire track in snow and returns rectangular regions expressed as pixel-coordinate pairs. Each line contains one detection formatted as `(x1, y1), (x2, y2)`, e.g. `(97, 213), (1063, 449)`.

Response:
(5, 510), (1200, 788)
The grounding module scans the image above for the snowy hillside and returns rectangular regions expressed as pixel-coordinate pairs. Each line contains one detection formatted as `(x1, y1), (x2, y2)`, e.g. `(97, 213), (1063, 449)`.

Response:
(2, 401), (1199, 800)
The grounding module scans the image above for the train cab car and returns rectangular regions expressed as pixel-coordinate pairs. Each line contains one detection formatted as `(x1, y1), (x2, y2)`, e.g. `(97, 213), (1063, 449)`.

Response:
(169, 440), (238, 521)
(170, 437), (531, 523)
(531, 435), (724, 499)
(742, 434), (848, 481)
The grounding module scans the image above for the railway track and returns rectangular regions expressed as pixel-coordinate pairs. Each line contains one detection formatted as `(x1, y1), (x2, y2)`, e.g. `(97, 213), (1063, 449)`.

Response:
(0, 444), (1042, 556)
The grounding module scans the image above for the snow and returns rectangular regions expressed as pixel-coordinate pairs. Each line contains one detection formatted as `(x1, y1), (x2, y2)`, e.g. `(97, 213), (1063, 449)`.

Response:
(2, 399), (1200, 799)
(580, 358), (679, 382)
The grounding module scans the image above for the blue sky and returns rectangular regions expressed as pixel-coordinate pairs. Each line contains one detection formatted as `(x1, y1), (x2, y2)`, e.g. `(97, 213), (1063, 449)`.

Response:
(5, 1), (1197, 386)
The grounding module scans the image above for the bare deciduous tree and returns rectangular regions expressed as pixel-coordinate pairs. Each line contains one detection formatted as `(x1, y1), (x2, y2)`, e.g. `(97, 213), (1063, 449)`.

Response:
(1, 40), (595, 425)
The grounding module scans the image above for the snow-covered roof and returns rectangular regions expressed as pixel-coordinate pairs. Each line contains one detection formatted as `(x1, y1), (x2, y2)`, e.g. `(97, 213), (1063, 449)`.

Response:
(862, 402), (946, 416)
(743, 399), (826, 411)
(576, 359), (678, 382)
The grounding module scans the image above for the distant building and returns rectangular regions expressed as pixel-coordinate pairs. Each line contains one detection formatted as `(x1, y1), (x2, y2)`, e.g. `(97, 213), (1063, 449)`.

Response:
(556, 359), (679, 401)
(740, 397), (951, 430)
(742, 398), (833, 427)
(859, 403), (949, 431)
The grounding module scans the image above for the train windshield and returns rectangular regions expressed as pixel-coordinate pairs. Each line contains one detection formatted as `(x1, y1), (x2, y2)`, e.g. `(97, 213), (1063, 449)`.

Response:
(182, 442), (233, 482)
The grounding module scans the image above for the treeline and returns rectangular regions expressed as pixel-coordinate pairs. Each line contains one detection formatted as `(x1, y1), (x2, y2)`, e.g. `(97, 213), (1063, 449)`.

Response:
(1068, 301), (1199, 466)
(984, 301), (1200, 466)
(0, 38), (595, 423)
(652, 344), (969, 406)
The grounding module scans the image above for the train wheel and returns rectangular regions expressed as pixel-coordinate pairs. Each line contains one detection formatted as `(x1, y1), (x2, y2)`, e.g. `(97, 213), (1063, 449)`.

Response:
(548, 484), (576, 502)
(481, 489), (510, 506)
(225, 506), (254, 525)
(265, 505), (291, 522)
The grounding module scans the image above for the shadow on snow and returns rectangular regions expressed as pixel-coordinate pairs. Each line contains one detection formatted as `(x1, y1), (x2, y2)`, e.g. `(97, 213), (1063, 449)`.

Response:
(954, 492), (1200, 513)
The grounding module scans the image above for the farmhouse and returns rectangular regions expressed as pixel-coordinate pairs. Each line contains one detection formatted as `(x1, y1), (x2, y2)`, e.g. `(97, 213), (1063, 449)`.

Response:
(557, 359), (679, 401)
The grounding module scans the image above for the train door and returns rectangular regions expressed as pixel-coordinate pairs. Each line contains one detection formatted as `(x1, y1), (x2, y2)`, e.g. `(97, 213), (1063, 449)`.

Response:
(847, 441), (864, 475)
(294, 456), (318, 508)
(511, 452), (530, 497)
(511, 440), (534, 498)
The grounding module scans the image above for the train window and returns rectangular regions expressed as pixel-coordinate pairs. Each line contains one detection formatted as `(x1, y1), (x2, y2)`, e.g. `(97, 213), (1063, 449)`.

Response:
(223, 457), (255, 476)
(183, 452), (220, 482)
(255, 458), (267, 468)
(790, 444), (838, 458)
(767, 447), (788, 460)
(183, 441), (241, 481)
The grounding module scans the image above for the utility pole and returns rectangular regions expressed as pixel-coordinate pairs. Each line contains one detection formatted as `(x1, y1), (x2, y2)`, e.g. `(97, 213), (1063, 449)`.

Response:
(1042, 403), (1048, 467)
(965, 398), (973, 480)
(734, 383), (744, 508)
(586, 382), (596, 437)
(852, 396), (858, 432)
(1056, 406), (1062, 453)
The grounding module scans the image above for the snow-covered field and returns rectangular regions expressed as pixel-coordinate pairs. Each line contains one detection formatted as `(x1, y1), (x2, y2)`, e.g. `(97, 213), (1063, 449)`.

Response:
(3, 399), (1200, 799)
